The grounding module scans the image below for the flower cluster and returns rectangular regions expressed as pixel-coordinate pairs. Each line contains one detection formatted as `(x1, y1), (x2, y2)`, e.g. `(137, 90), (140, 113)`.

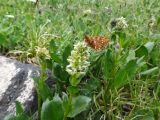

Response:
(35, 46), (50, 59)
(111, 17), (128, 30)
(66, 41), (90, 77)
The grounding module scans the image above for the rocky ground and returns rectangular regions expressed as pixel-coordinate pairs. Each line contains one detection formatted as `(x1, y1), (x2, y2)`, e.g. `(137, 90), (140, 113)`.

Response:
(0, 56), (40, 119)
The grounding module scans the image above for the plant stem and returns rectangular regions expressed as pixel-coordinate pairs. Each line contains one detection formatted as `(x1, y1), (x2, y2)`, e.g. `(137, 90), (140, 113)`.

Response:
(38, 93), (41, 120)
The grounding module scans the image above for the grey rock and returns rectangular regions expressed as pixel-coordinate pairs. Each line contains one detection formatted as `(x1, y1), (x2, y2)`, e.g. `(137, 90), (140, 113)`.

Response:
(0, 56), (39, 119)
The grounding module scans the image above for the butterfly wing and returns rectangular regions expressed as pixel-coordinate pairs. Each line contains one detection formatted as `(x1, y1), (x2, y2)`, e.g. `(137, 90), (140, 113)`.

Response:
(84, 35), (109, 50)
(95, 37), (109, 50)
(84, 35), (95, 48)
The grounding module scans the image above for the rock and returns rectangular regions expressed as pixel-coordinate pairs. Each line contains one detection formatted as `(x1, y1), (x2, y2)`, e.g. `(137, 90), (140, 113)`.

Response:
(0, 56), (39, 119)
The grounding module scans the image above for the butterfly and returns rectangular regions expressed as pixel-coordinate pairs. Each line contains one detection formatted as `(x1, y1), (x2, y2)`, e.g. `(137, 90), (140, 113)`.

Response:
(84, 35), (109, 50)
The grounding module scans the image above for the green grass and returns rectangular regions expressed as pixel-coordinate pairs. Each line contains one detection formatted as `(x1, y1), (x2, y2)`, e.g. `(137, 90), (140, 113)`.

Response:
(1, 0), (160, 120)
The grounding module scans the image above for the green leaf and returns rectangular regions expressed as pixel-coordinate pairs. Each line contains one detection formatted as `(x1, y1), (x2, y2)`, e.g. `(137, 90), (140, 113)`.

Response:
(49, 40), (61, 63)
(15, 101), (24, 115)
(49, 40), (58, 52)
(67, 86), (79, 95)
(39, 80), (52, 101)
(116, 32), (126, 46)
(137, 56), (146, 67)
(112, 60), (137, 89)
(125, 60), (137, 76)
(111, 34), (116, 41)
(62, 92), (70, 114)
(45, 59), (53, 70)
(50, 52), (62, 63)
(69, 75), (81, 86)
(103, 50), (115, 79)
(4, 110), (31, 120)
(0, 33), (6, 45)
(131, 109), (155, 120)
(126, 50), (135, 63)
(62, 44), (72, 67)
(9, 101), (31, 120)
(62, 93), (74, 118)
(67, 96), (91, 118)
(4, 101), (31, 120)
(33, 77), (52, 101)
(144, 42), (155, 53)
(140, 67), (158, 75)
(136, 46), (148, 58)
(41, 94), (64, 120)
(53, 63), (69, 82)
(82, 76), (100, 95)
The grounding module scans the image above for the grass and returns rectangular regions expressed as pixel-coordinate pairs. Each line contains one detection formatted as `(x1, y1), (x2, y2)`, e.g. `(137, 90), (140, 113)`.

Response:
(0, 0), (160, 120)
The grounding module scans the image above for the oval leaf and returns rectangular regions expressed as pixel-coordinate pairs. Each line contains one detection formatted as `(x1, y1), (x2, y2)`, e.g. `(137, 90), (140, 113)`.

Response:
(41, 94), (64, 120)
(67, 96), (91, 118)
(144, 42), (155, 53)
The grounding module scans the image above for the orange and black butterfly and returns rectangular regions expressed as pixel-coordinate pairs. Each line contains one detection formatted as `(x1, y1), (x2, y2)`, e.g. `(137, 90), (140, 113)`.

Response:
(84, 35), (109, 50)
